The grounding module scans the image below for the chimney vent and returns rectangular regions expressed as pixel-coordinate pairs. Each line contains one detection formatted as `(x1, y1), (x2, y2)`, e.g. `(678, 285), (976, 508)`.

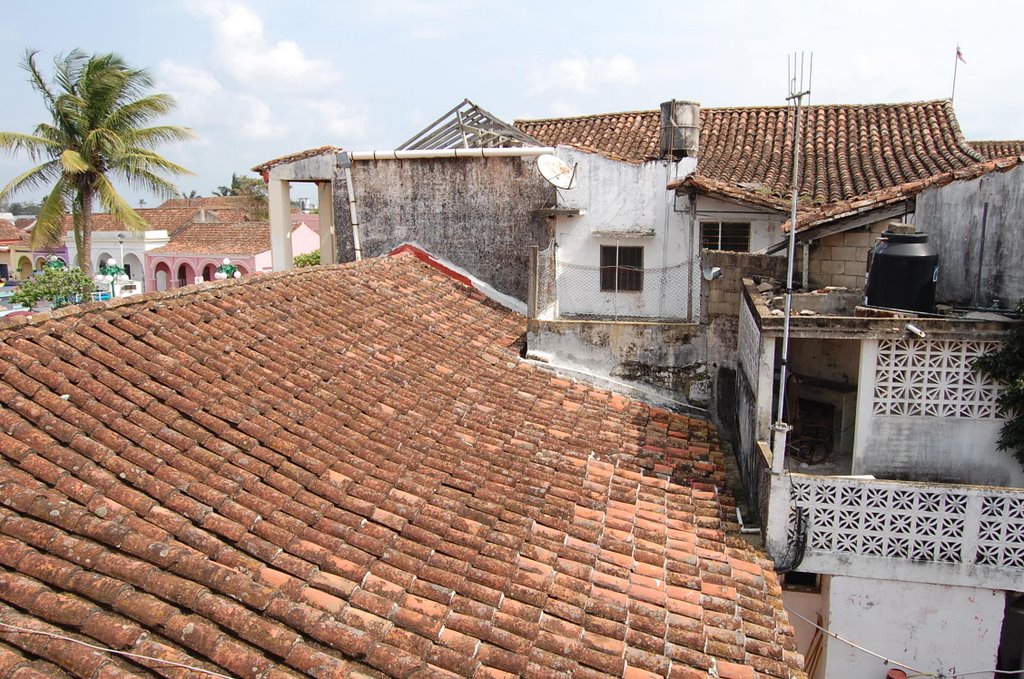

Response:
(660, 100), (700, 159)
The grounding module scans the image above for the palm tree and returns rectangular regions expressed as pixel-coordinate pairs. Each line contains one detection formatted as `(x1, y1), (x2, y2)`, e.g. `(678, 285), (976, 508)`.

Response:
(0, 50), (193, 275)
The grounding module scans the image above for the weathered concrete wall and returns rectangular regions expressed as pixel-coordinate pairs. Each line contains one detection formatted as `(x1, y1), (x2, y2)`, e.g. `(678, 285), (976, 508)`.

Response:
(527, 319), (709, 403)
(701, 249), (789, 371)
(550, 149), (693, 319)
(335, 156), (553, 300)
(854, 338), (1024, 487)
(808, 219), (890, 290)
(824, 576), (1004, 679)
(916, 163), (1024, 306)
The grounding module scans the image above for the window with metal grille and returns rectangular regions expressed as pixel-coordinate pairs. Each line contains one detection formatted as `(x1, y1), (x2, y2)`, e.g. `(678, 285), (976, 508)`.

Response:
(701, 221), (750, 252)
(600, 245), (643, 292)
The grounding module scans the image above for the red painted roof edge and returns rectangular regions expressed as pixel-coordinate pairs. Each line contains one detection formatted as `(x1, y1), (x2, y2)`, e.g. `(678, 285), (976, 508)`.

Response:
(388, 244), (473, 288)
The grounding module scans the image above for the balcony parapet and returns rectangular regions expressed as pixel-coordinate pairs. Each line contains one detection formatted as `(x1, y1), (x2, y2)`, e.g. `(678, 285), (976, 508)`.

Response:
(766, 470), (1024, 590)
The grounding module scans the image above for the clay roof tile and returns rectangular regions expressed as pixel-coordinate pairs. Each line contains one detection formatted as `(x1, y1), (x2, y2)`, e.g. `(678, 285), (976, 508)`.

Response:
(0, 255), (804, 678)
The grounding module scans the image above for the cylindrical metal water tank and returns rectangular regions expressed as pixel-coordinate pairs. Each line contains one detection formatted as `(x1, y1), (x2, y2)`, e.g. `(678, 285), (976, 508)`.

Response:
(864, 226), (938, 313)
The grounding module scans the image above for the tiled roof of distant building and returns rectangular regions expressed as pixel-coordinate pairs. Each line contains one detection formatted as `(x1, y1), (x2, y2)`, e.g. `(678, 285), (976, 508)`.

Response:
(60, 207), (204, 234)
(516, 111), (662, 163)
(148, 221), (271, 256)
(0, 221), (21, 242)
(969, 140), (1024, 160)
(0, 254), (804, 678)
(158, 196), (259, 211)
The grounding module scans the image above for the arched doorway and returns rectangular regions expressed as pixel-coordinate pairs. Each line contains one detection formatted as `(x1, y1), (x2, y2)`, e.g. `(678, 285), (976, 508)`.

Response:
(176, 262), (196, 287)
(154, 262), (171, 291)
(17, 257), (31, 278)
(202, 263), (217, 281)
(123, 253), (143, 281)
(96, 253), (114, 271)
(34, 257), (46, 271)
(235, 264), (248, 276)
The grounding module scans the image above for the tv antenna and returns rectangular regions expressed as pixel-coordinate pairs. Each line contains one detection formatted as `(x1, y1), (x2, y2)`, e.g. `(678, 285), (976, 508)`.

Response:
(772, 51), (813, 475)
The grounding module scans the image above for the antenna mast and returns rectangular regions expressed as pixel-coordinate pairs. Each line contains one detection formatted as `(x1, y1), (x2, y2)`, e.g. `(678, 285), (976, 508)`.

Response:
(772, 52), (812, 473)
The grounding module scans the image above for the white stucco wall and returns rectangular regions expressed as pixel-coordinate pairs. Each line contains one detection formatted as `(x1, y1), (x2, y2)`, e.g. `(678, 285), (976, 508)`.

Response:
(65, 230), (169, 292)
(693, 195), (785, 253)
(550, 148), (694, 319)
(853, 339), (1024, 487)
(783, 588), (825, 679)
(824, 575), (1004, 679)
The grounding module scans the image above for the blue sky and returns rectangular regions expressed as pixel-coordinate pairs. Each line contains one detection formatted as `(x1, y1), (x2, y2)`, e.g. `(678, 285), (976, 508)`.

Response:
(1, 0), (1020, 206)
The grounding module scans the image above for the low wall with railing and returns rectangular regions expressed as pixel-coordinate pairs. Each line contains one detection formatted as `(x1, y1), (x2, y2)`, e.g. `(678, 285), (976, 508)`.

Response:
(767, 471), (1024, 590)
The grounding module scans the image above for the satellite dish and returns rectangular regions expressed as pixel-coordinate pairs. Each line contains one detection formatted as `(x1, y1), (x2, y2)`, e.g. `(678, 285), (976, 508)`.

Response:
(537, 154), (577, 190)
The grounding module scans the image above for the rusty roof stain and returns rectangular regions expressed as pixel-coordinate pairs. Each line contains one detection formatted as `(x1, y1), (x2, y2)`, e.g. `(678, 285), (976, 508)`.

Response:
(0, 255), (804, 678)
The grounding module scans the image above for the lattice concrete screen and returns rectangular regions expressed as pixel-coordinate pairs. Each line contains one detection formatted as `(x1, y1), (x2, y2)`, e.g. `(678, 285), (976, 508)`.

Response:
(872, 339), (1003, 418)
(791, 476), (1024, 570)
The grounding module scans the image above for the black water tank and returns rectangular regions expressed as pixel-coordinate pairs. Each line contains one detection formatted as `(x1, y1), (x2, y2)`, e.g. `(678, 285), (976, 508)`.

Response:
(864, 227), (938, 313)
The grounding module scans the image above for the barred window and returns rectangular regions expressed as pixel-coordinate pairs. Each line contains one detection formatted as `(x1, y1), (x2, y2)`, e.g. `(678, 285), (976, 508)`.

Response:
(701, 221), (750, 252)
(600, 246), (643, 292)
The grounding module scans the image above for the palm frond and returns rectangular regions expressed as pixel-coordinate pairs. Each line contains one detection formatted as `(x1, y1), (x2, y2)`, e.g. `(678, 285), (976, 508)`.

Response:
(0, 160), (64, 203)
(121, 125), (196, 148)
(115, 148), (193, 178)
(94, 175), (147, 232)
(21, 50), (58, 108)
(0, 131), (60, 160)
(104, 94), (178, 131)
(117, 167), (184, 199)
(60, 150), (89, 174)
(31, 179), (73, 248)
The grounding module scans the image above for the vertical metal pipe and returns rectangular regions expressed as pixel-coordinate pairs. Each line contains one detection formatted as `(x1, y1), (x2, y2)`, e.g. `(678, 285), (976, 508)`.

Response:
(776, 92), (803, 424)
(343, 165), (362, 261)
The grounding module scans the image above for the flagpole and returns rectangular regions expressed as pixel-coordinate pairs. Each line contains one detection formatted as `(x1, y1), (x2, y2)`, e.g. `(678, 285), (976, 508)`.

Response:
(952, 44), (960, 101)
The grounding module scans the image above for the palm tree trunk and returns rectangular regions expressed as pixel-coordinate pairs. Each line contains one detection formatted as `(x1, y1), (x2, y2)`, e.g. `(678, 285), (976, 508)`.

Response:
(80, 186), (93, 276)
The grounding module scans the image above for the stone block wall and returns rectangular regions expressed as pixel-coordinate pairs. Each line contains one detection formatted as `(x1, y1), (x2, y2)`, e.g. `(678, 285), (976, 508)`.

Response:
(701, 249), (790, 321)
(808, 220), (888, 289)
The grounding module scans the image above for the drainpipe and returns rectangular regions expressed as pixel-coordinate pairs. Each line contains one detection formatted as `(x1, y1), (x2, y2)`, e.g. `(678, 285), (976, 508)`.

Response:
(688, 190), (698, 320)
(337, 152), (362, 261)
(348, 147), (555, 161)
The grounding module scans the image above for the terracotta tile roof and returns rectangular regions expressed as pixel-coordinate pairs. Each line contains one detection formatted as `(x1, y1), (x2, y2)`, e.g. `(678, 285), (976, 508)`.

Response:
(0, 255), (804, 678)
(148, 221), (271, 256)
(60, 207), (203, 234)
(519, 100), (1000, 230)
(969, 140), (1024, 160)
(252, 146), (343, 174)
(292, 213), (320, 235)
(515, 111), (662, 164)
(159, 196), (260, 211)
(0, 221), (21, 243)
(782, 155), (1023, 232)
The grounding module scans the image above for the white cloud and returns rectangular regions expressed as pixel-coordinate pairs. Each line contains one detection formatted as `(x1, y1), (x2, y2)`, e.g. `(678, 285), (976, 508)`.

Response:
(529, 54), (639, 96)
(187, 0), (340, 91)
(239, 96), (288, 140)
(306, 99), (368, 139)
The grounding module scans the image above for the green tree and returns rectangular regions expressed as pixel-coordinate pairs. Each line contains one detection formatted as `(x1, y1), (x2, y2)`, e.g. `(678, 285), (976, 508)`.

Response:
(294, 250), (320, 268)
(974, 300), (1024, 466)
(0, 50), (193, 275)
(0, 200), (42, 216)
(9, 266), (96, 309)
(213, 172), (267, 218)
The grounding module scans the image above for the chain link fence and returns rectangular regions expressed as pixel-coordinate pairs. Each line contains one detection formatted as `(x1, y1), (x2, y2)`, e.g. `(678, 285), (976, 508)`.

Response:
(535, 242), (693, 321)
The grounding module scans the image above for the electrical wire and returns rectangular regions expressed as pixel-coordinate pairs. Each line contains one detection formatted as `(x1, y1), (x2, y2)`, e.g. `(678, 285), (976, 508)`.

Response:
(0, 621), (234, 678)
(785, 606), (931, 676)
(785, 607), (1024, 678)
